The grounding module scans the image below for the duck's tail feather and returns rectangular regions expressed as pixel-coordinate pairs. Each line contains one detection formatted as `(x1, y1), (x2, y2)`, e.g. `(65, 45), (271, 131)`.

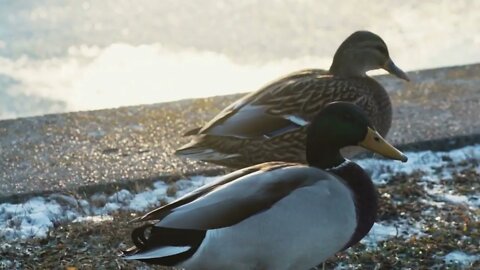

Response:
(175, 139), (240, 161)
(123, 246), (191, 260)
(175, 146), (240, 161)
(183, 127), (201, 136)
(120, 224), (206, 266)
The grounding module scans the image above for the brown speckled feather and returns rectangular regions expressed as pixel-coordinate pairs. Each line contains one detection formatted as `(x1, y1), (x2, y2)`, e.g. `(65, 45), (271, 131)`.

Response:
(176, 70), (392, 168)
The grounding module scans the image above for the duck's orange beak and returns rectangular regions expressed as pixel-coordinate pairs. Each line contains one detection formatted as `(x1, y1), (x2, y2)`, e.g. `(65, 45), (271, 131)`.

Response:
(359, 127), (408, 162)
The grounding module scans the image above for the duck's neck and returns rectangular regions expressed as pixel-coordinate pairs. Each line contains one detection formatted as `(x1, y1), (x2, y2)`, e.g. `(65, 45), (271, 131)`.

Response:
(306, 142), (345, 169)
(329, 63), (366, 78)
(329, 161), (378, 250)
(329, 53), (367, 78)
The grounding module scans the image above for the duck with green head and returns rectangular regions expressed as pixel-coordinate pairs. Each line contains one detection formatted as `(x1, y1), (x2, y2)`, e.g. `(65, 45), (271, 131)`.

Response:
(123, 102), (407, 270)
(176, 30), (409, 168)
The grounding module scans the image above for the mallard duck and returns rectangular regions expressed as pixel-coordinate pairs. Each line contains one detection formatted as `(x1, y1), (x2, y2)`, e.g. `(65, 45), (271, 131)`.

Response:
(175, 31), (409, 168)
(122, 102), (407, 269)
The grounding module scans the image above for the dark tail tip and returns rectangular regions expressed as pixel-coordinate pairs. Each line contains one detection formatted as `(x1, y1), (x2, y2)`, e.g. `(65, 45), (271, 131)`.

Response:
(131, 223), (154, 249)
(174, 144), (197, 157)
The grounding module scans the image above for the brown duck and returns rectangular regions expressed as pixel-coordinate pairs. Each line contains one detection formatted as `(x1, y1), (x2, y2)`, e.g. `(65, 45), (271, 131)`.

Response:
(175, 31), (409, 168)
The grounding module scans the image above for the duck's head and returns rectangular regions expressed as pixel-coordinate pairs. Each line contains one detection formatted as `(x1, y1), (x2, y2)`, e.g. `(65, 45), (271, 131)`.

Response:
(306, 101), (407, 168)
(329, 31), (409, 81)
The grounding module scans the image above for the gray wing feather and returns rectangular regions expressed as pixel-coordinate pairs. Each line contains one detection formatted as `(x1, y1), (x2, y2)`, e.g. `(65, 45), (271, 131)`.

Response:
(134, 162), (291, 222)
(156, 165), (331, 230)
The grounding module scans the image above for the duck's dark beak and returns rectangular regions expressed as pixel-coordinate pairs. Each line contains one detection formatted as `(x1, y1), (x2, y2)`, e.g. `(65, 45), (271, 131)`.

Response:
(383, 59), (410, 81)
(359, 127), (408, 162)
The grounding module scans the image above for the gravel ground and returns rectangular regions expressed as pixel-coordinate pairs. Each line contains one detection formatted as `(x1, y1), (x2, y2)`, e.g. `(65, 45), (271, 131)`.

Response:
(0, 63), (479, 201)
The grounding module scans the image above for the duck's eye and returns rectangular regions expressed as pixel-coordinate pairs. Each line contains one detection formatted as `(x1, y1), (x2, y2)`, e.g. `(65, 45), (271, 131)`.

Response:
(374, 136), (380, 142)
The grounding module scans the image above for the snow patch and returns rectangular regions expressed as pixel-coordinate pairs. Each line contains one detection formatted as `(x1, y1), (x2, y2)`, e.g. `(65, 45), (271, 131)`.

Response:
(0, 197), (63, 239)
(361, 219), (424, 248)
(423, 179), (480, 209)
(358, 144), (480, 184)
(73, 215), (113, 223)
(0, 176), (219, 240)
(444, 251), (480, 267)
(359, 144), (480, 209)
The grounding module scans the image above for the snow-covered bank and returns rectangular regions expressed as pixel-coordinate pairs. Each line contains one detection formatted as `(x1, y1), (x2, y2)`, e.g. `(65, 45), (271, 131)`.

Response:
(444, 251), (480, 267)
(1, 144), (479, 268)
(0, 176), (219, 240)
(357, 144), (480, 185)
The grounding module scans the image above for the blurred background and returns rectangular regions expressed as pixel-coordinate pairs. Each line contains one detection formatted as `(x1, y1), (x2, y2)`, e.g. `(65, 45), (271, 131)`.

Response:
(0, 0), (479, 119)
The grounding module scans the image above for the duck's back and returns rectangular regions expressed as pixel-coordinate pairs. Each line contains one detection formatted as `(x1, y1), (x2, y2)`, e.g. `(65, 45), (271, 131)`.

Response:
(249, 71), (391, 132)
(176, 70), (392, 168)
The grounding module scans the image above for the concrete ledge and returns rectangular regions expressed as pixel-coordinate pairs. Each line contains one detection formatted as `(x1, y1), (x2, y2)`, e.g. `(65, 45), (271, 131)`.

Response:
(1, 63), (479, 202)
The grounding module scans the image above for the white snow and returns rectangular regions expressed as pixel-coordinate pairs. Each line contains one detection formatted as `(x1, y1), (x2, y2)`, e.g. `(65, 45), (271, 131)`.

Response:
(357, 144), (480, 184)
(73, 215), (114, 223)
(0, 145), (479, 244)
(361, 219), (424, 248)
(0, 197), (64, 239)
(0, 176), (219, 240)
(357, 145), (480, 209)
(440, 193), (480, 208)
(444, 251), (480, 267)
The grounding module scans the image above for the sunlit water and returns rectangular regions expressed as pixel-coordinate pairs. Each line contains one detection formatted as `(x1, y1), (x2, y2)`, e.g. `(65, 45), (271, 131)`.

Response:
(0, 0), (479, 119)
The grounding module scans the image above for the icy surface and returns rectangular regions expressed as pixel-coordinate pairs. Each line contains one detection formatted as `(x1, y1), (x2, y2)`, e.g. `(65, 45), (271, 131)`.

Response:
(444, 251), (480, 267)
(73, 215), (114, 223)
(357, 144), (480, 184)
(361, 219), (424, 248)
(0, 145), (479, 241)
(362, 144), (480, 210)
(0, 176), (219, 240)
(0, 197), (63, 239)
